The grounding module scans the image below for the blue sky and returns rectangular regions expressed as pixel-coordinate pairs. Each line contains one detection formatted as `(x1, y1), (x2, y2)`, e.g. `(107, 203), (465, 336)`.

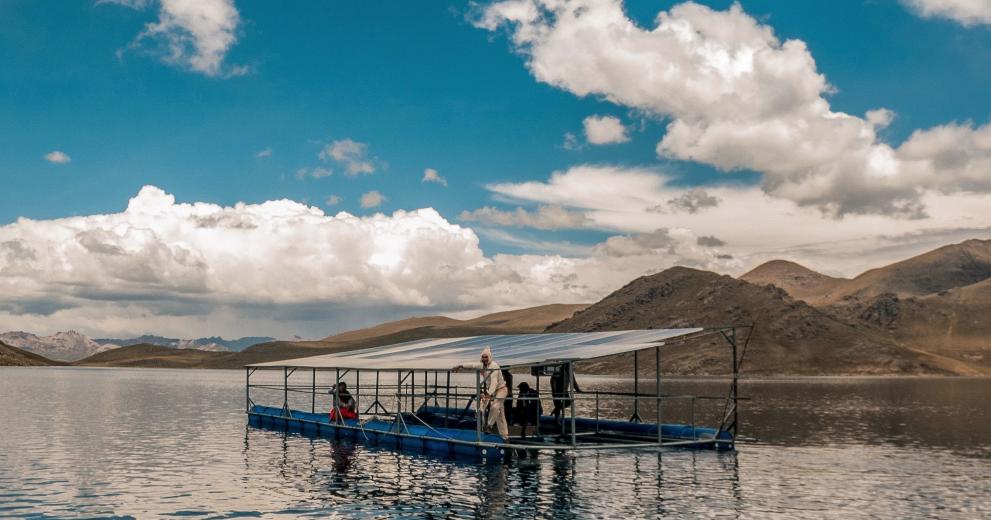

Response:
(1, 0), (990, 338)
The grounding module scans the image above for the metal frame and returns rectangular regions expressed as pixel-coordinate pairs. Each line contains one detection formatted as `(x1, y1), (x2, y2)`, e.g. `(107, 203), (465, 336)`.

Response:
(245, 326), (749, 456)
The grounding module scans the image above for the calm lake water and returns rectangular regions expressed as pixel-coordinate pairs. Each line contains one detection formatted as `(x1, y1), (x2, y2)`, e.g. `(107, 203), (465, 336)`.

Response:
(1, 367), (989, 519)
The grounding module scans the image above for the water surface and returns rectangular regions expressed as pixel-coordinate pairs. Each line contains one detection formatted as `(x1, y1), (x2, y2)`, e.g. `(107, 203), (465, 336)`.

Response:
(1, 368), (988, 518)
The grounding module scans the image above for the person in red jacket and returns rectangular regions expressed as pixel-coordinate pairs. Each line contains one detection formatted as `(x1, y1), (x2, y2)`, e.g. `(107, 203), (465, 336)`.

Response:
(329, 382), (358, 421)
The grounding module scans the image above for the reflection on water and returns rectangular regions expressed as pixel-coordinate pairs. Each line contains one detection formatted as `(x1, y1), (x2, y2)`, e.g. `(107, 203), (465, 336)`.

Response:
(0, 368), (989, 518)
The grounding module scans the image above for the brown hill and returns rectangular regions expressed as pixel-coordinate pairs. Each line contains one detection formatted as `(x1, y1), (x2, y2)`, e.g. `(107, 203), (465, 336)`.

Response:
(0, 341), (66, 367)
(822, 239), (991, 305)
(741, 260), (847, 305)
(74, 344), (229, 368)
(70, 304), (589, 370)
(548, 267), (977, 375)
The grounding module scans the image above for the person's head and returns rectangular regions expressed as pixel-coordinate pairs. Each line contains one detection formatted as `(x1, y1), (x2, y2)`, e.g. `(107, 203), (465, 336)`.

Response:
(518, 382), (530, 392)
(337, 382), (347, 391)
(480, 346), (492, 366)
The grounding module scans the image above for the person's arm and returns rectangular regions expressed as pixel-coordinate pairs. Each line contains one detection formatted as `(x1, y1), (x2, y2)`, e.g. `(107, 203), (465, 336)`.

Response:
(454, 361), (483, 371)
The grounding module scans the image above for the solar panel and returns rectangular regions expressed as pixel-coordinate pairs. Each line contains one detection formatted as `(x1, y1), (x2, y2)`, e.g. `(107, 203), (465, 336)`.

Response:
(247, 328), (705, 370)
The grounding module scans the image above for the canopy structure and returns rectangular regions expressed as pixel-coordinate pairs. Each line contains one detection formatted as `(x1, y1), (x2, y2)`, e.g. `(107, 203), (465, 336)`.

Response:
(248, 328), (706, 370)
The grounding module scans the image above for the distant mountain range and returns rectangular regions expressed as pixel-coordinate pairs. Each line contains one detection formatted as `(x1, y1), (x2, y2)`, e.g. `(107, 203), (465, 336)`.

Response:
(93, 335), (276, 353)
(3, 238), (989, 375)
(0, 331), (275, 362)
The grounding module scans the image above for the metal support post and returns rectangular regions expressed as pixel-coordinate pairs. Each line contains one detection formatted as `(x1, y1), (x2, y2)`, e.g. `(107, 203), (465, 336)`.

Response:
(655, 346), (662, 445)
(475, 369), (482, 442)
(630, 351), (642, 423)
(311, 368), (316, 413)
(569, 362), (577, 448)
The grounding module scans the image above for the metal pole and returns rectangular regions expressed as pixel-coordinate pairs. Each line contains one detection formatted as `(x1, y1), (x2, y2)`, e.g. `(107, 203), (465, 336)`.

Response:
(245, 367), (250, 413)
(569, 362), (577, 448)
(535, 369), (541, 436)
(656, 346), (662, 445)
(631, 351), (641, 423)
(283, 367), (289, 416)
(445, 371), (451, 427)
(355, 369), (360, 420)
(475, 369), (482, 442)
(731, 327), (739, 438)
(311, 368), (316, 413)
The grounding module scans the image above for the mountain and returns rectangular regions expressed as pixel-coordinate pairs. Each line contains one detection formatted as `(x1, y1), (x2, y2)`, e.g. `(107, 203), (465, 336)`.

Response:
(0, 330), (114, 362)
(739, 239), (991, 373)
(0, 341), (66, 367)
(93, 335), (275, 352)
(66, 304), (589, 370)
(740, 260), (847, 305)
(548, 267), (976, 375)
(74, 344), (229, 369)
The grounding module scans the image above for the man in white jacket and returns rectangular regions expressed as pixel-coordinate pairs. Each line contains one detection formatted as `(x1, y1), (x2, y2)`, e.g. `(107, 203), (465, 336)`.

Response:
(454, 346), (508, 441)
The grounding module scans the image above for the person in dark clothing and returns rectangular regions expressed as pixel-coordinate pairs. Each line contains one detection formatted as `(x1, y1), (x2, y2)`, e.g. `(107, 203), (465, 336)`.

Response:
(514, 381), (542, 438)
(501, 369), (514, 424)
(329, 382), (358, 421)
(550, 364), (580, 434)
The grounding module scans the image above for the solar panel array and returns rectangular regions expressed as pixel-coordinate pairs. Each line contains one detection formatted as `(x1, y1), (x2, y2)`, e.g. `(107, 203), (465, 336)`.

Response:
(248, 328), (705, 370)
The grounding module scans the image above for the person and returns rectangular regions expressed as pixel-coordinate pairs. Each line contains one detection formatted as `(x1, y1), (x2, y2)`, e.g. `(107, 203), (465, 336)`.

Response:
(514, 381), (542, 438)
(550, 364), (581, 434)
(329, 381), (358, 422)
(501, 369), (514, 424)
(454, 346), (508, 441)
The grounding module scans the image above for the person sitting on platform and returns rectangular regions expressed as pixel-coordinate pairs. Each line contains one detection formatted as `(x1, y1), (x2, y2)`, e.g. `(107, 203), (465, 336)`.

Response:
(453, 346), (509, 441)
(329, 381), (358, 422)
(514, 381), (543, 438)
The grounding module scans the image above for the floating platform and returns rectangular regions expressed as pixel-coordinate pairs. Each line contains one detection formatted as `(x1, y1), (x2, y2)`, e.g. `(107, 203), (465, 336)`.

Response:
(249, 404), (734, 461)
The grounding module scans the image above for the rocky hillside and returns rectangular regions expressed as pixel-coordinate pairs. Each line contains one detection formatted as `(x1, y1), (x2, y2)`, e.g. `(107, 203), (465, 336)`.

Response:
(0, 330), (114, 362)
(741, 239), (991, 372)
(0, 341), (65, 366)
(548, 267), (976, 375)
(740, 260), (847, 305)
(66, 303), (589, 369)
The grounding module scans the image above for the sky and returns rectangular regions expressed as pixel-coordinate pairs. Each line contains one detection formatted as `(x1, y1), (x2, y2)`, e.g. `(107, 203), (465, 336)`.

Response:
(1, 0), (990, 339)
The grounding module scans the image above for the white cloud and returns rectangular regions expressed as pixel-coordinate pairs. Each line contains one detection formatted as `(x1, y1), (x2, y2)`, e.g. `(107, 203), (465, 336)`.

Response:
(360, 190), (386, 209)
(44, 151), (71, 164)
(583, 115), (629, 145)
(325, 195), (342, 206)
(319, 139), (378, 176)
(108, 0), (246, 77)
(295, 167), (332, 180)
(254, 147), (272, 158)
(903, 0), (991, 26)
(475, 0), (991, 216)
(562, 132), (582, 150)
(1, 185), (988, 338)
(480, 163), (991, 277)
(459, 205), (589, 230)
(0, 186), (703, 337)
(422, 168), (448, 186)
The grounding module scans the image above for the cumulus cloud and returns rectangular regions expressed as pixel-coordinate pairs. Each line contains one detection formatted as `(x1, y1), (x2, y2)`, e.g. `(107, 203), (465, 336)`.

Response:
(583, 115), (629, 145)
(664, 189), (721, 214)
(360, 190), (386, 208)
(481, 163), (991, 277)
(422, 168), (448, 186)
(254, 147), (272, 158)
(696, 235), (726, 247)
(325, 195), (342, 206)
(0, 186), (739, 338)
(475, 0), (991, 216)
(459, 205), (589, 230)
(44, 151), (71, 164)
(903, 0), (991, 26)
(319, 139), (379, 176)
(107, 0), (246, 77)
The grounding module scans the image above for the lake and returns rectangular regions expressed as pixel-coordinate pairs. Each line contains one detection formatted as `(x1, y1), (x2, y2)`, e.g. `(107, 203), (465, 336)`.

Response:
(1, 368), (989, 518)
